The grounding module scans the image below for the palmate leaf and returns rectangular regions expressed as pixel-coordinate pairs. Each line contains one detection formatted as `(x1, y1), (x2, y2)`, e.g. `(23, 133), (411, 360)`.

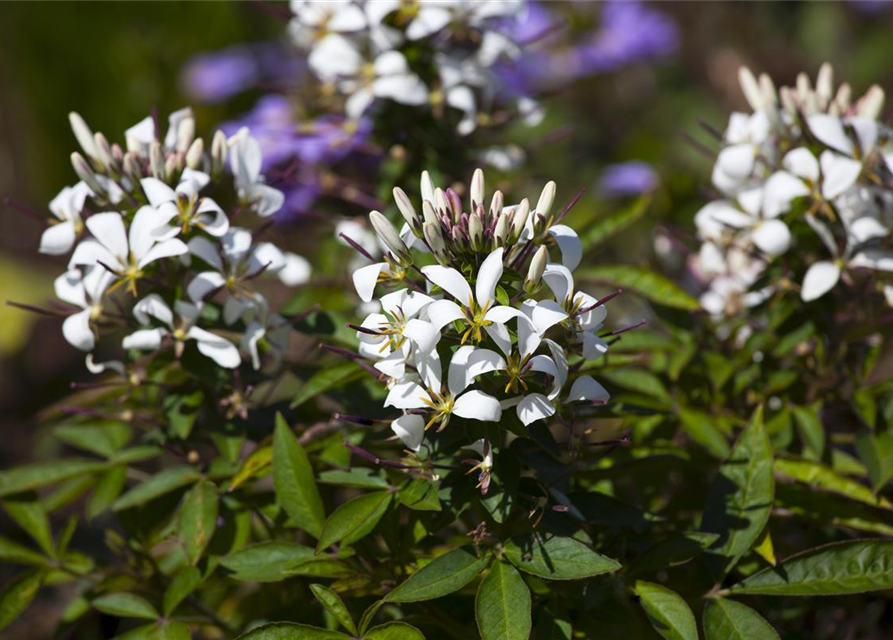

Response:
(728, 539), (893, 596)
(702, 599), (779, 640)
(272, 414), (325, 537)
(634, 581), (698, 640)
(503, 533), (620, 580)
(475, 560), (531, 640)
(386, 547), (492, 603)
(701, 406), (774, 579)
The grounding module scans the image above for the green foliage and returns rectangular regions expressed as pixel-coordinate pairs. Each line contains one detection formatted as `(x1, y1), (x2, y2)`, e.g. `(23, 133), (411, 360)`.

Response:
(475, 560), (531, 640)
(634, 581), (698, 640)
(702, 599), (779, 640)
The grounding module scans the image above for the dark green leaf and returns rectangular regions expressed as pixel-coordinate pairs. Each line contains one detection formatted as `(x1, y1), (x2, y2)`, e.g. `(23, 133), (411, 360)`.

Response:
(290, 362), (365, 408)
(310, 584), (356, 635)
(475, 560), (531, 640)
(112, 621), (191, 640)
(579, 196), (650, 247)
(319, 468), (389, 489)
(235, 622), (350, 639)
(0, 535), (46, 566)
(634, 581), (698, 640)
(386, 547), (491, 603)
(163, 391), (202, 439)
(55, 421), (131, 457)
(316, 491), (392, 553)
(775, 481), (893, 535)
(729, 539), (893, 595)
(3, 494), (54, 556)
(87, 465), (127, 519)
(177, 480), (218, 565)
(273, 414), (325, 538)
(503, 533), (620, 581)
(222, 542), (320, 582)
(0, 459), (107, 497)
(112, 466), (201, 511)
(92, 592), (159, 620)
(629, 532), (719, 576)
(703, 598), (779, 640)
(162, 566), (202, 616)
(364, 621), (425, 640)
(229, 445), (272, 491)
(578, 265), (699, 310)
(856, 431), (893, 492)
(398, 479), (441, 511)
(702, 406), (774, 579)
(791, 403), (824, 459)
(0, 569), (43, 631)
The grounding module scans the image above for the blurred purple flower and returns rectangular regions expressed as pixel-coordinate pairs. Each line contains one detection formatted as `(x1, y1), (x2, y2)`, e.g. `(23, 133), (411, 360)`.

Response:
(599, 162), (658, 197)
(848, 0), (893, 13)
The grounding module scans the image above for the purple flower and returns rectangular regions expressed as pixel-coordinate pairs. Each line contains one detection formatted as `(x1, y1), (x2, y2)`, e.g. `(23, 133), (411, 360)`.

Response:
(599, 162), (658, 197)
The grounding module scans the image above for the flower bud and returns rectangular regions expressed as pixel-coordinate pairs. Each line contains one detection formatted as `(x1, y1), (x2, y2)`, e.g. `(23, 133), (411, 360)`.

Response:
(489, 190), (504, 218)
(69, 112), (98, 162)
(393, 187), (422, 236)
(470, 167), (484, 209)
(779, 86), (797, 115)
(451, 225), (464, 246)
(422, 200), (440, 228)
(834, 83), (852, 112)
(111, 143), (124, 167)
(816, 62), (833, 110)
(186, 138), (204, 170)
(164, 153), (180, 183)
(423, 221), (448, 265)
(123, 151), (143, 185)
(536, 181), (556, 219)
(149, 141), (164, 179)
(71, 152), (105, 196)
(93, 132), (115, 172)
(211, 130), (228, 177)
(738, 66), (763, 112)
(446, 188), (462, 223)
(177, 116), (195, 153)
(493, 214), (509, 248)
(858, 85), (885, 120)
(525, 246), (548, 293)
(434, 188), (449, 215)
(370, 210), (410, 262)
(510, 198), (530, 243)
(420, 170), (435, 204)
(469, 212), (484, 252)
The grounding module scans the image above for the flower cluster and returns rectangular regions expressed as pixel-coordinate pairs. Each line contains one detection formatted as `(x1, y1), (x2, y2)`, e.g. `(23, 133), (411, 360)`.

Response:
(693, 62), (893, 318)
(346, 169), (612, 489)
(290, 0), (540, 134)
(36, 109), (310, 375)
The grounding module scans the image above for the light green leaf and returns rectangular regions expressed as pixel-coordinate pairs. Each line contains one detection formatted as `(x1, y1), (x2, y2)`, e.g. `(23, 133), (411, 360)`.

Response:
(87, 465), (127, 519)
(752, 530), (776, 566)
(222, 542), (322, 582)
(774, 482), (893, 535)
(678, 408), (731, 459)
(163, 566), (202, 616)
(365, 621), (425, 639)
(579, 196), (650, 247)
(702, 406), (774, 579)
(235, 622), (350, 639)
(503, 533), (620, 581)
(600, 368), (672, 404)
(386, 547), (491, 603)
(177, 480), (218, 565)
(634, 581), (698, 640)
(0, 569), (43, 631)
(112, 621), (191, 640)
(578, 265), (699, 310)
(703, 598), (779, 640)
(112, 466), (201, 511)
(55, 421), (131, 457)
(0, 459), (107, 497)
(310, 584), (356, 635)
(629, 532), (719, 576)
(0, 535), (47, 566)
(291, 362), (364, 408)
(475, 560), (531, 640)
(774, 457), (890, 508)
(729, 539), (893, 595)
(93, 592), (159, 620)
(790, 403), (824, 459)
(273, 414), (325, 538)
(856, 431), (893, 492)
(3, 494), (54, 557)
(316, 491), (392, 553)
(228, 445), (272, 491)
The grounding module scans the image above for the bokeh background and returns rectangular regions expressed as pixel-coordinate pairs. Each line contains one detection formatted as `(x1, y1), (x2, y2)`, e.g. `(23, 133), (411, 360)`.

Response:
(2, 1), (893, 636)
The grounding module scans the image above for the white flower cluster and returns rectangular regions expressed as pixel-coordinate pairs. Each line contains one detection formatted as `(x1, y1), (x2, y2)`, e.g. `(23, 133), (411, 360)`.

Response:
(694, 63), (893, 316)
(349, 169), (611, 484)
(43, 109), (310, 374)
(289, 0), (539, 134)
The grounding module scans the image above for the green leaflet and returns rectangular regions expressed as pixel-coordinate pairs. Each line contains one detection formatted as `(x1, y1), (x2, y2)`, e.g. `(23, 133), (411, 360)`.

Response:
(316, 491), (392, 552)
(634, 581), (698, 640)
(703, 599), (779, 640)
(272, 414), (326, 537)
(503, 533), (621, 580)
(475, 560), (531, 640)
(386, 547), (492, 603)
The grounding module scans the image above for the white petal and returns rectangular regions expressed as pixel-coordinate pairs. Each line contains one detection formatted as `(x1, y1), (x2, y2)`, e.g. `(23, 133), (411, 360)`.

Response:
(373, 50), (410, 75)
(453, 390), (502, 422)
(529, 354), (561, 399)
(250, 242), (287, 276)
(140, 178), (176, 207)
(383, 289), (433, 318)
(565, 375), (609, 403)
(345, 88), (375, 121)
(573, 292), (607, 331)
(582, 332), (610, 361)
(68, 239), (117, 270)
(801, 260), (841, 301)
(373, 73), (428, 107)
(716, 143), (755, 180)
(475, 248), (504, 309)
(849, 217), (888, 243)
(353, 262), (388, 302)
(850, 117), (878, 155)
(483, 322), (513, 356)
(86, 212), (128, 261)
(526, 299), (568, 335)
(422, 265), (473, 305)
(188, 271), (227, 303)
(543, 339), (569, 390)
(447, 345), (505, 395)
(808, 114), (853, 154)
(187, 236), (225, 272)
(426, 298), (465, 332)
(752, 219), (791, 256)
(133, 293), (174, 326)
(391, 414), (425, 452)
(279, 252), (312, 286)
(243, 183), (284, 217)
(416, 347), (443, 391)
(196, 201), (230, 237)
(763, 171), (809, 218)
(542, 264), (574, 304)
(547, 225), (582, 271)
(327, 3), (368, 31)
(374, 349), (407, 379)
(384, 380), (429, 410)
(137, 238), (188, 269)
(130, 206), (168, 261)
(308, 34), (364, 80)
(54, 270), (88, 308)
(403, 318), (440, 353)
(820, 151), (862, 200)
(224, 295), (250, 326)
(62, 308), (95, 351)
(40, 221), (77, 255)
(783, 147), (820, 182)
(123, 327), (166, 351)
(516, 393), (555, 426)
(85, 354), (125, 377)
(406, 6), (452, 39)
(187, 326), (241, 368)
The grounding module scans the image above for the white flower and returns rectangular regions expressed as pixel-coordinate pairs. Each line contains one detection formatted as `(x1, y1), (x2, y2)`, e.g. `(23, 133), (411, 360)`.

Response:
(141, 168), (229, 239)
(229, 128), (285, 217)
(542, 264), (609, 361)
(68, 209), (188, 292)
(123, 293), (241, 368)
(85, 354), (126, 377)
(240, 293), (291, 370)
(712, 111), (772, 195)
(464, 437), (494, 495)
(384, 346), (503, 429)
(391, 413), (425, 452)
(40, 183), (91, 255)
(54, 267), (114, 351)
(125, 107), (195, 155)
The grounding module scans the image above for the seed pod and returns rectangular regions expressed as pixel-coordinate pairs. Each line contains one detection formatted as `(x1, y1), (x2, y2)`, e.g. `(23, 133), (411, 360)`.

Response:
(370, 210), (410, 263)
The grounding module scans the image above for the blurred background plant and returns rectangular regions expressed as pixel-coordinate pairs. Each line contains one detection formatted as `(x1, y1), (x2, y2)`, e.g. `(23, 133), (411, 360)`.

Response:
(5, 1), (893, 639)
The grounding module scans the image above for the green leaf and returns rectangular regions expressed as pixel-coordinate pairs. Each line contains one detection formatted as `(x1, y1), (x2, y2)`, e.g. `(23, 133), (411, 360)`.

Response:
(729, 539), (893, 595)
(774, 482), (893, 536)
(398, 478), (441, 511)
(235, 622), (350, 639)
(634, 581), (698, 640)
(790, 403), (824, 459)
(55, 421), (131, 457)
(752, 530), (776, 566)
(0, 535), (47, 566)
(112, 466), (201, 511)
(177, 480), (218, 565)
(87, 465), (127, 519)
(364, 621), (425, 640)
(503, 533), (621, 581)
(579, 196), (650, 247)
(856, 430), (893, 492)
(629, 532), (719, 576)
(0, 459), (107, 497)
(222, 542), (321, 582)
(703, 599), (779, 640)
(475, 560), (531, 640)
(599, 368), (672, 404)
(386, 547), (492, 603)
(93, 592), (159, 620)
(310, 584), (357, 635)
(0, 569), (43, 632)
(273, 414), (325, 538)
(290, 362), (364, 408)
(112, 621), (191, 640)
(319, 468), (389, 489)
(3, 494), (54, 557)
(163, 566), (202, 616)
(702, 406), (774, 579)
(678, 408), (731, 459)
(774, 457), (890, 508)
(163, 391), (202, 439)
(578, 265), (699, 310)
(316, 491), (392, 553)
(228, 445), (272, 491)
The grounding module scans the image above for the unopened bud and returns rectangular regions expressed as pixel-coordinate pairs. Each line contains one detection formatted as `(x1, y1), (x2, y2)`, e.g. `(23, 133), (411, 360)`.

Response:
(510, 198), (530, 243)
(816, 63), (833, 110)
(536, 181), (556, 219)
(489, 190), (504, 218)
(470, 167), (484, 209)
(123, 151), (143, 184)
(525, 246), (548, 292)
(69, 112), (98, 161)
(93, 132), (114, 172)
(211, 130), (228, 177)
(422, 200), (440, 228)
(469, 212), (484, 251)
(835, 83), (852, 112)
(393, 187), (421, 236)
(796, 72), (811, 101)
(493, 214), (509, 248)
(370, 210), (410, 262)
(451, 225), (464, 246)
(164, 154), (180, 183)
(186, 138), (204, 170)
(446, 188), (462, 223)
(779, 87), (797, 115)
(149, 141), (164, 179)
(434, 188), (449, 214)
(758, 73), (777, 108)
(858, 85), (885, 120)
(111, 143), (124, 167)
(71, 152), (105, 196)
(420, 170), (435, 204)
(423, 221), (448, 265)
(177, 116), (195, 153)
(738, 67), (763, 112)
